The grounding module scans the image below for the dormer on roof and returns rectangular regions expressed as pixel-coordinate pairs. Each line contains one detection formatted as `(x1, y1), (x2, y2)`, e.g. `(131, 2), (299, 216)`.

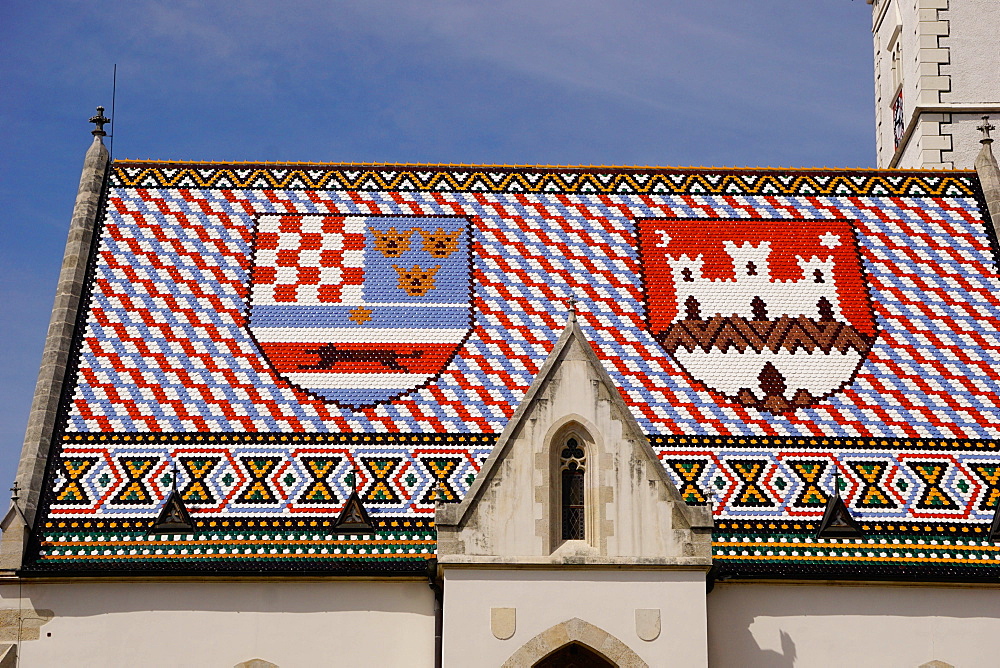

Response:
(149, 489), (194, 534)
(436, 311), (712, 564)
(435, 310), (712, 665)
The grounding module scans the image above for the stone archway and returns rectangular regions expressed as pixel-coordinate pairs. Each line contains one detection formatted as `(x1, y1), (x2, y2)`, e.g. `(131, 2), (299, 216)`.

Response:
(535, 642), (614, 667)
(501, 618), (648, 668)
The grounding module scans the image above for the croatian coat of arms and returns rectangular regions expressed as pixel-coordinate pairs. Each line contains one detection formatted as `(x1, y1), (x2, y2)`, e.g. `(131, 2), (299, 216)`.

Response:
(638, 218), (877, 412)
(245, 214), (474, 407)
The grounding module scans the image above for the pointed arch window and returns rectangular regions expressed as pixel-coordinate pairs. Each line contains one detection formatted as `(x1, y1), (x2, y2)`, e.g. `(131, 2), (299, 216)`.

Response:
(560, 438), (586, 540)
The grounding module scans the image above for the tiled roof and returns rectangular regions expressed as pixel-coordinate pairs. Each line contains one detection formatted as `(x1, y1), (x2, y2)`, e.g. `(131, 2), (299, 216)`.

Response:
(26, 527), (435, 574)
(27, 162), (1000, 579)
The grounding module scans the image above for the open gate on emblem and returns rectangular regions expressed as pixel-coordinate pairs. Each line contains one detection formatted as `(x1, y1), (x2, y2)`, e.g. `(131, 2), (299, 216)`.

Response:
(245, 214), (474, 408)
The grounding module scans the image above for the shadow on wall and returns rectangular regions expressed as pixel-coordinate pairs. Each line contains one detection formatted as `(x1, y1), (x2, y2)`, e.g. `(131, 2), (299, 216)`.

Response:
(707, 583), (997, 668)
(748, 629), (795, 668)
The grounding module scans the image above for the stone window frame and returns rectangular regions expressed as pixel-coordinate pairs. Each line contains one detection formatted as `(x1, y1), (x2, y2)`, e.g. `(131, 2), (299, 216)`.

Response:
(545, 419), (601, 552)
(559, 435), (587, 541)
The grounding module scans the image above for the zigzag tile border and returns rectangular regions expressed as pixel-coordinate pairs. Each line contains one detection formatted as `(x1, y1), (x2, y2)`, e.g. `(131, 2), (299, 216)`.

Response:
(29, 528), (998, 574)
(49, 438), (493, 518)
(713, 532), (999, 576)
(110, 163), (977, 197)
(44, 434), (998, 532)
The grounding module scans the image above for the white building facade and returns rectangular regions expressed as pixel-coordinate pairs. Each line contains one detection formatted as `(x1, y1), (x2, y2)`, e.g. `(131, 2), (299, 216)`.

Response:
(870, 0), (1000, 169)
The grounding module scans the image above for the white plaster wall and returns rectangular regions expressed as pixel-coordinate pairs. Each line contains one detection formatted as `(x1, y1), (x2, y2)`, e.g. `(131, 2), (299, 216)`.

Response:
(708, 582), (998, 668)
(938, 0), (1000, 169)
(896, 129), (926, 168)
(898, 0), (949, 169)
(872, 0), (999, 168)
(442, 568), (708, 667)
(872, 0), (932, 167)
(898, 1), (924, 113)
(940, 0), (1000, 106)
(1, 579), (435, 667)
(943, 113), (996, 169)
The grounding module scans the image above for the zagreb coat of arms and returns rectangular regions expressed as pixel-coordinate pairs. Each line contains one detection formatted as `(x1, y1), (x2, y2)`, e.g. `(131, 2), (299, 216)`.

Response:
(245, 214), (474, 407)
(637, 218), (877, 413)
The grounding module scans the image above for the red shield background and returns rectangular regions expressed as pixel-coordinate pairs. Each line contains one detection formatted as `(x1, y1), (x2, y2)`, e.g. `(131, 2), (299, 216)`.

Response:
(638, 217), (877, 412)
(639, 218), (876, 336)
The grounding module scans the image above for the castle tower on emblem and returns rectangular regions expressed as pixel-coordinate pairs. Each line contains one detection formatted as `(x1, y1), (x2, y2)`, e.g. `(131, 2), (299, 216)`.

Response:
(638, 218), (878, 413)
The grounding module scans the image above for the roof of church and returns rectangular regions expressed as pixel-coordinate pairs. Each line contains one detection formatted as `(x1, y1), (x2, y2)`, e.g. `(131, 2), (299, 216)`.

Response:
(23, 160), (1000, 580)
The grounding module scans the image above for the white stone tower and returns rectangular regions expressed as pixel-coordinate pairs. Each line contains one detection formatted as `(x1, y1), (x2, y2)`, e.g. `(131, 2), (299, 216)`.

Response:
(869, 0), (1000, 169)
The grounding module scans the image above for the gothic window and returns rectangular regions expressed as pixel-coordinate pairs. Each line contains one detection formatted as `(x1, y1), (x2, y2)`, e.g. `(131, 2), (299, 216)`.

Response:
(560, 438), (586, 541)
(890, 37), (903, 93)
(681, 267), (694, 282)
(751, 296), (767, 321)
(746, 261), (758, 276)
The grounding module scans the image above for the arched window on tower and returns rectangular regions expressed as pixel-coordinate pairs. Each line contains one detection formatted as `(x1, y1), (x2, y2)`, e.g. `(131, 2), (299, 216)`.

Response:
(560, 438), (586, 541)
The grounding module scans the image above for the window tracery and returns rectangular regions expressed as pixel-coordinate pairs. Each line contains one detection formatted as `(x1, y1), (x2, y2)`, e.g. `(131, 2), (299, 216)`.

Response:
(560, 438), (586, 541)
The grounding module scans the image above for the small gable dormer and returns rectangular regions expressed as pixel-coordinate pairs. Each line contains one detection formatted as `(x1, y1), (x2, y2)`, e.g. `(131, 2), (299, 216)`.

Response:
(435, 313), (712, 562)
(435, 313), (714, 666)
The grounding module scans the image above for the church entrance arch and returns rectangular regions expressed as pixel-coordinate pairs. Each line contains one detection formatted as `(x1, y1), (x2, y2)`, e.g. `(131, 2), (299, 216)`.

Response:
(501, 617), (648, 668)
(534, 642), (615, 667)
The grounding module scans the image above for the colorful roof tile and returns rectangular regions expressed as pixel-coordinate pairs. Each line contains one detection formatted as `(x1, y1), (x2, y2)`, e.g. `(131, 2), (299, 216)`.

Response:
(26, 162), (1000, 579)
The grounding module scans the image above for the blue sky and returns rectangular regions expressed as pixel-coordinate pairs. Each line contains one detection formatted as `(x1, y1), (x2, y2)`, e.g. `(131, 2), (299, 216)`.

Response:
(0, 1), (875, 491)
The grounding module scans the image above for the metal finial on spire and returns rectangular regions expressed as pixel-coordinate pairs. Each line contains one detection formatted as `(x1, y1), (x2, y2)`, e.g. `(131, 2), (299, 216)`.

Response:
(567, 296), (578, 316)
(978, 115), (996, 144)
(89, 106), (110, 137)
(9, 481), (20, 503)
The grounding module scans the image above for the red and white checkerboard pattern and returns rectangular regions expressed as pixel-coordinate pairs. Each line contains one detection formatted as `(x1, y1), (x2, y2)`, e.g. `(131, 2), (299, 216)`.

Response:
(250, 214), (367, 306)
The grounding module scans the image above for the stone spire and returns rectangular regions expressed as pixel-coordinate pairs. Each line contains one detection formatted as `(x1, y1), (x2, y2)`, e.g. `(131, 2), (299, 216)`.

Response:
(975, 116), (1000, 237)
(4, 107), (111, 570)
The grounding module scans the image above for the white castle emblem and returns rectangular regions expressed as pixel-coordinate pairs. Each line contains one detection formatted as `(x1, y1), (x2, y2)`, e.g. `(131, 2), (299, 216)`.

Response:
(666, 241), (843, 324)
(640, 223), (876, 414)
